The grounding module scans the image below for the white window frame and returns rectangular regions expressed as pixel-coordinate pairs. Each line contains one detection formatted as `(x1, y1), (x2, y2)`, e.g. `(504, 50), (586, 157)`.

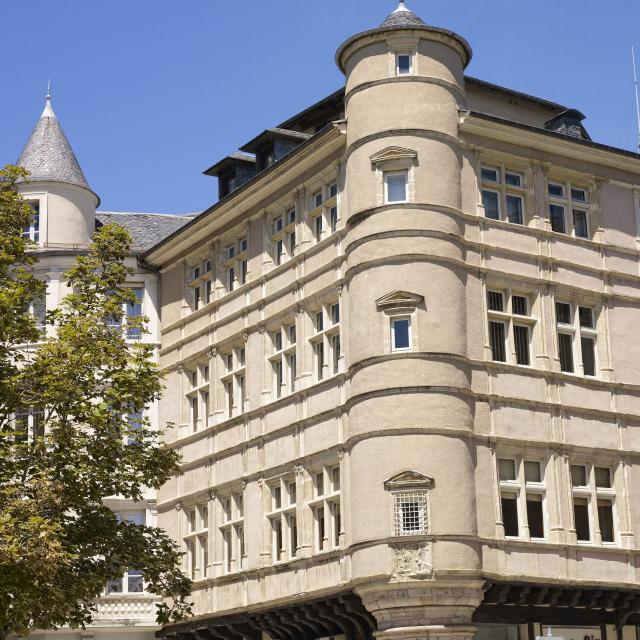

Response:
(391, 316), (412, 352)
(486, 288), (535, 367)
(480, 163), (526, 224)
(271, 208), (296, 265)
(547, 179), (591, 238)
(23, 199), (41, 243)
(183, 504), (209, 581)
(396, 52), (413, 76)
(497, 457), (547, 541)
(107, 511), (147, 594)
(554, 300), (599, 377)
(187, 258), (213, 311)
(220, 346), (247, 418)
(570, 462), (617, 546)
(222, 235), (249, 291)
(384, 170), (409, 204)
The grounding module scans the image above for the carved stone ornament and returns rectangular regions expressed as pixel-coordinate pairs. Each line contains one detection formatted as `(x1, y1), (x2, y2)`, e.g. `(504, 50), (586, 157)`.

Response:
(391, 542), (433, 578)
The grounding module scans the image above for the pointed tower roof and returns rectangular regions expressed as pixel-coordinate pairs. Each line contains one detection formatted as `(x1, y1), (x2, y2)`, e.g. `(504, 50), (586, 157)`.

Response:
(380, 0), (426, 28)
(17, 91), (92, 191)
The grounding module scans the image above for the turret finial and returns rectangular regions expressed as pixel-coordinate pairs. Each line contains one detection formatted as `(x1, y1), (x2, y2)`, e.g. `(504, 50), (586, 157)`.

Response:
(393, 0), (408, 12)
(42, 80), (55, 118)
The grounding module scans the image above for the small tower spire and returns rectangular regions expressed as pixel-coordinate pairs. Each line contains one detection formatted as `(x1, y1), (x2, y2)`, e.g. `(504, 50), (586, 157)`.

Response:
(393, 0), (409, 12)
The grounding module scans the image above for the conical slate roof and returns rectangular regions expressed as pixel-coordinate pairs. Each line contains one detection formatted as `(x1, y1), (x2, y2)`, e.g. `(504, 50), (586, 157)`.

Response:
(17, 94), (91, 191)
(380, 0), (426, 28)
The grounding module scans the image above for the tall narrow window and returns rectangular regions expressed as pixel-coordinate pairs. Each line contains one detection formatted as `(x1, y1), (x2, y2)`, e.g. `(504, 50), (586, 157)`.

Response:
(391, 317), (411, 351)
(219, 491), (244, 573)
(396, 53), (411, 75)
(267, 476), (297, 562)
(126, 288), (144, 340)
(556, 301), (597, 376)
(310, 303), (341, 381)
(23, 201), (40, 242)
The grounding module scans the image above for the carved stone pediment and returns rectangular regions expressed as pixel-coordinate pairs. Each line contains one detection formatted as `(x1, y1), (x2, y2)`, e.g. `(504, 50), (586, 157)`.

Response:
(376, 290), (424, 313)
(370, 146), (418, 165)
(384, 470), (434, 491)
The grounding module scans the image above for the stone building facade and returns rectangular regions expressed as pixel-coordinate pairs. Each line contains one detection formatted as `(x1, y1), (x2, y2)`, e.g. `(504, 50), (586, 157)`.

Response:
(13, 92), (191, 640)
(142, 3), (640, 640)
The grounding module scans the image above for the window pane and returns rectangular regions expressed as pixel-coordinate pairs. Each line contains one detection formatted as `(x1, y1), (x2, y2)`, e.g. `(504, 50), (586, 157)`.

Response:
(526, 495), (544, 538)
(386, 173), (407, 203)
(127, 569), (144, 593)
(556, 302), (571, 325)
(397, 54), (411, 74)
(487, 291), (504, 312)
(512, 295), (528, 316)
(558, 333), (574, 373)
(513, 325), (530, 366)
(505, 172), (522, 187)
(595, 467), (611, 488)
(489, 321), (506, 362)
(548, 183), (564, 198)
(506, 195), (523, 224)
(401, 501), (421, 533)
(571, 465), (587, 487)
(482, 190), (500, 219)
(573, 209), (588, 238)
(501, 494), (519, 537)
(571, 188), (587, 202)
(481, 167), (499, 182)
(581, 336), (596, 376)
(578, 307), (593, 328)
(574, 499), (590, 541)
(524, 461), (541, 483)
(498, 458), (516, 481)
(549, 204), (566, 233)
(392, 318), (410, 350)
(598, 500), (615, 542)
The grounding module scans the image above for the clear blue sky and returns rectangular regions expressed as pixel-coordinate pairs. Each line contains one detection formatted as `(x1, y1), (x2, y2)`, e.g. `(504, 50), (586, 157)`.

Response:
(3, 0), (640, 214)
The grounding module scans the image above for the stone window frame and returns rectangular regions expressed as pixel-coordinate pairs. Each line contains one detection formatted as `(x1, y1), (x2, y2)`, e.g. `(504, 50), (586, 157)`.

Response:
(186, 254), (213, 312)
(307, 179), (339, 245)
(183, 502), (209, 582)
(376, 290), (423, 354)
(387, 34), (419, 78)
(308, 463), (342, 553)
(106, 510), (148, 594)
(485, 287), (537, 368)
(308, 298), (342, 382)
(370, 146), (418, 207)
(569, 460), (618, 546)
(23, 197), (42, 243)
(384, 471), (433, 538)
(267, 320), (297, 399)
(218, 489), (245, 575)
(221, 233), (249, 291)
(479, 162), (527, 225)
(270, 205), (296, 267)
(495, 455), (548, 541)
(266, 474), (299, 563)
(553, 298), (600, 378)
(545, 175), (594, 239)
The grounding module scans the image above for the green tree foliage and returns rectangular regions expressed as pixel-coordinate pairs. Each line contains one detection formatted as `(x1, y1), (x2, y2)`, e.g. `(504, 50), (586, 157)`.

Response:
(0, 165), (191, 639)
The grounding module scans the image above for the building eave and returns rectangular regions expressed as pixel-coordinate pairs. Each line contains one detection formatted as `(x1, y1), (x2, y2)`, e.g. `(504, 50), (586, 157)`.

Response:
(142, 125), (344, 267)
(462, 111), (640, 174)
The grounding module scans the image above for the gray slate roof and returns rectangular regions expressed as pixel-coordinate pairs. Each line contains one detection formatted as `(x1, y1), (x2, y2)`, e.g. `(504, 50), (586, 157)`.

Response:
(96, 212), (195, 252)
(380, 1), (426, 27)
(17, 97), (92, 191)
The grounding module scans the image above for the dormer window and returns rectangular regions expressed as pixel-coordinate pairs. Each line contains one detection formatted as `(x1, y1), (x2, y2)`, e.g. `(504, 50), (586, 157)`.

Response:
(396, 54), (412, 76)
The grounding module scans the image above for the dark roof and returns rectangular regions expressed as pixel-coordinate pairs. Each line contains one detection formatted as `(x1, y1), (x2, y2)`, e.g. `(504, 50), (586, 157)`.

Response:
(240, 128), (312, 154)
(278, 88), (346, 132)
(96, 212), (195, 252)
(380, 2), (426, 27)
(18, 96), (93, 193)
(204, 152), (256, 177)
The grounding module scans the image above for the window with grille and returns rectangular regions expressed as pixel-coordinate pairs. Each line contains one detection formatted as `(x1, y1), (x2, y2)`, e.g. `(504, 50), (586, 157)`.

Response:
(393, 491), (428, 536)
